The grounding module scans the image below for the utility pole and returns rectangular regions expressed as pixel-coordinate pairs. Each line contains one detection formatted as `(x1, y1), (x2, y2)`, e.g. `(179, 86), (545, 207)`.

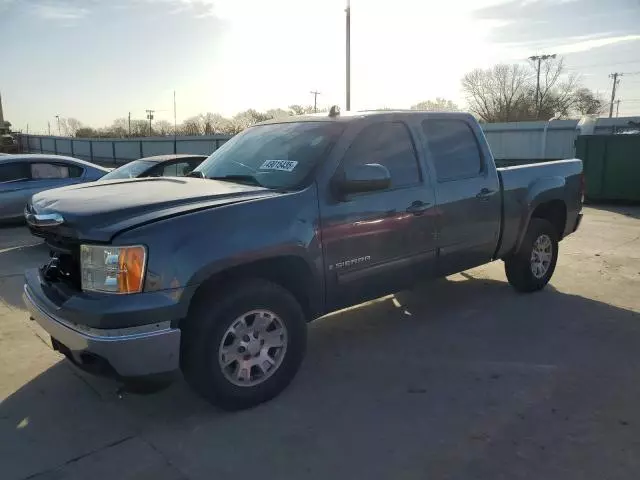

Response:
(529, 54), (556, 117)
(145, 109), (155, 136)
(128, 112), (131, 137)
(345, 0), (351, 111)
(48, 121), (51, 136)
(173, 90), (177, 154)
(55, 115), (61, 136)
(615, 99), (621, 117)
(608, 73), (622, 118)
(310, 90), (321, 112)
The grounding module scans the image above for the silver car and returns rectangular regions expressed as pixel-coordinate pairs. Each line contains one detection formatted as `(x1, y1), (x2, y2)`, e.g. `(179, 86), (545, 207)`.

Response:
(0, 154), (109, 223)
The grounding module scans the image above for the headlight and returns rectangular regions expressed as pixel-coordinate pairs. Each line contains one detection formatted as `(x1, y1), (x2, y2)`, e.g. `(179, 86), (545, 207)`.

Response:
(80, 245), (147, 294)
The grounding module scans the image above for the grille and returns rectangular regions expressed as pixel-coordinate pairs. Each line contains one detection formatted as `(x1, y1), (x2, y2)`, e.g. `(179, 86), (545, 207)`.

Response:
(42, 235), (82, 291)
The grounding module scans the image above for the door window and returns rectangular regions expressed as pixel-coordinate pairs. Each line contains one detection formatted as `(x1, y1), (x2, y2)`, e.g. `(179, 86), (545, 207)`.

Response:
(342, 122), (421, 189)
(0, 162), (30, 183)
(30, 163), (70, 179)
(422, 119), (483, 181)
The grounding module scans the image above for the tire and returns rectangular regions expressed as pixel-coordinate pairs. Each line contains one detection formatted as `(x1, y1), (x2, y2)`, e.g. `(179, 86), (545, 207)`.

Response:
(505, 218), (558, 293)
(181, 279), (307, 410)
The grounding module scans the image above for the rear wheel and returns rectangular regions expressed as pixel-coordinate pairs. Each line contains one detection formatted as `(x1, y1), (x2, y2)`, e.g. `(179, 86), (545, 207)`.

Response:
(505, 218), (558, 292)
(181, 279), (307, 410)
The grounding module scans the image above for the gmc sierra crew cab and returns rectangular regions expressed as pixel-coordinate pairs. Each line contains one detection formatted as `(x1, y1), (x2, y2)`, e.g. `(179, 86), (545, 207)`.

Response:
(23, 109), (584, 410)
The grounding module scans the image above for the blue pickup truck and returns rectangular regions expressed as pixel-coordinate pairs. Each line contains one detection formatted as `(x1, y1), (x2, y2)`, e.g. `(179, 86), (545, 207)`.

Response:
(23, 109), (583, 409)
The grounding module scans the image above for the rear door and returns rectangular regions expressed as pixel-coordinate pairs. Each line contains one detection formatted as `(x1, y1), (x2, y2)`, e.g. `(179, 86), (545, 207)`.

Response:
(319, 119), (437, 310)
(420, 117), (501, 275)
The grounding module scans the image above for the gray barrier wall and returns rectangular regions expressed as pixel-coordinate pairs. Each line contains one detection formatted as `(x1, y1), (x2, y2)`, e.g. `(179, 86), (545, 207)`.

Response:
(17, 135), (231, 167)
(17, 116), (640, 166)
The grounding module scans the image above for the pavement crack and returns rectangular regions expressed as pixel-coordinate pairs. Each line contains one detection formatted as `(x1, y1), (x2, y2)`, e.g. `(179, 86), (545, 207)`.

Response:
(66, 363), (105, 400)
(20, 435), (136, 480)
(139, 435), (190, 480)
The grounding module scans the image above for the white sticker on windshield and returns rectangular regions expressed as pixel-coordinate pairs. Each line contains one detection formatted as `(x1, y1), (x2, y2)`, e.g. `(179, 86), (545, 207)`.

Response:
(260, 160), (298, 172)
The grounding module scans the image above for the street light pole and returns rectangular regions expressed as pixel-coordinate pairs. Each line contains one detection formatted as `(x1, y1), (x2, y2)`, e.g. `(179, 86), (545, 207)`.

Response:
(55, 115), (61, 136)
(345, 0), (351, 111)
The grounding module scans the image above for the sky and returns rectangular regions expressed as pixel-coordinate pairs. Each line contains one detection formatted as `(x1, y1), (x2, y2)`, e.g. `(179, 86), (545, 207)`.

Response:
(1, 0), (640, 133)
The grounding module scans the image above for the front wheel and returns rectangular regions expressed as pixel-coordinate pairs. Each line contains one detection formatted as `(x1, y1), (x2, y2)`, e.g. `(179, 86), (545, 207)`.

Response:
(504, 218), (558, 292)
(181, 280), (307, 410)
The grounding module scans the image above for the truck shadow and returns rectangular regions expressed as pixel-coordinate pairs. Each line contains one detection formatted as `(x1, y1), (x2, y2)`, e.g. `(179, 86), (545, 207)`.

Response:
(0, 241), (49, 311)
(586, 203), (640, 219)
(1, 272), (640, 479)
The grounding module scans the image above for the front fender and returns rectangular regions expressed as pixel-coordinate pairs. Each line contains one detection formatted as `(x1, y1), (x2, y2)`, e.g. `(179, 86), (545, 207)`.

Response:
(113, 185), (323, 308)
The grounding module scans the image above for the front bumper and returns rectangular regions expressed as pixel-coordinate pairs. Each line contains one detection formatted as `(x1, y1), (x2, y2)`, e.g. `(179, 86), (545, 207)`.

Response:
(23, 277), (181, 378)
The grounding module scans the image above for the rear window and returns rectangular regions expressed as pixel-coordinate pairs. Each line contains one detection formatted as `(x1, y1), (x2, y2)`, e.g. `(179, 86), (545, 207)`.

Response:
(422, 119), (483, 181)
(0, 162), (30, 182)
(30, 163), (70, 179)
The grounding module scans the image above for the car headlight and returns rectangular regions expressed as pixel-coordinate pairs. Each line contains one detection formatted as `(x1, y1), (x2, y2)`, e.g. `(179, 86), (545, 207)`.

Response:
(80, 245), (147, 294)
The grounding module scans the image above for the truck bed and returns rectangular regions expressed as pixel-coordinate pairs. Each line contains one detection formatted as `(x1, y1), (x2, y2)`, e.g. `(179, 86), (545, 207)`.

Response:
(495, 159), (583, 259)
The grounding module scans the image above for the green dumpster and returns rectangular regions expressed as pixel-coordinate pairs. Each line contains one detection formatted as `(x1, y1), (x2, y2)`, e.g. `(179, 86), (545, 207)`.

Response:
(576, 135), (640, 202)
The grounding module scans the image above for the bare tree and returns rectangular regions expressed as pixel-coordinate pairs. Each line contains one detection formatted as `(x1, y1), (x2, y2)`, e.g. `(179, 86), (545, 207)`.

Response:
(570, 87), (606, 116)
(287, 105), (322, 116)
(462, 64), (531, 122)
(75, 127), (98, 138)
(411, 98), (460, 112)
(265, 108), (292, 120)
(154, 120), (173, 136)
(462, 57), (603, 122)
(180, 116), (202, 136)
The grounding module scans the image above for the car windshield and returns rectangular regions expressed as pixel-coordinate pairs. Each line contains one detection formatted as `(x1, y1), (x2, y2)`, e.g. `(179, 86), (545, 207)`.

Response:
(101, 160), (156, 180)
(194, 122), (345, 190)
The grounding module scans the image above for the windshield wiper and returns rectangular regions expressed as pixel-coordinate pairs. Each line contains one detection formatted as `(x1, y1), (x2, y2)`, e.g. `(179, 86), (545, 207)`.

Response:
(208, 174), (263, 187)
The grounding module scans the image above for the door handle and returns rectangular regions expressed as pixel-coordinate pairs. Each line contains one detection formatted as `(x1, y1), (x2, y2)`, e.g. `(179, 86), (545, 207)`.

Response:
(406, 201), (431, 215)
(476, 188), (495, 200)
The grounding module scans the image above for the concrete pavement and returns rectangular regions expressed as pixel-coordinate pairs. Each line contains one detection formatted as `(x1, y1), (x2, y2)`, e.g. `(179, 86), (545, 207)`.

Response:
(1, 205), (639, 480)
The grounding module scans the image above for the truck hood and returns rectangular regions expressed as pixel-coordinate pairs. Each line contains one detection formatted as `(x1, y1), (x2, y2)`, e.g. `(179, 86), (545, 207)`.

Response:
(28, 177), (278, 241)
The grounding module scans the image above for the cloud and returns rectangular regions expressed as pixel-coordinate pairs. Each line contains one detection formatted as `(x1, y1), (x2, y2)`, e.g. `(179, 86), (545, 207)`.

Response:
(29, 1), (89, 21)
(552, 34), (640, 55)
(138, 0), (217, 17)
(474, 0), (640, 45)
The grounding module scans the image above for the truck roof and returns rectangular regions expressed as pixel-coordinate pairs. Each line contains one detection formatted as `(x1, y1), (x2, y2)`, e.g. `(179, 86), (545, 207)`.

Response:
(256, 109), (473, 126)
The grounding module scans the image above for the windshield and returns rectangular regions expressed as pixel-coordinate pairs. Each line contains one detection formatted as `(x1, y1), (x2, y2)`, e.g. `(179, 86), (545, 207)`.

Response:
(194, 122), (345, 189)
(101, 160), (156, 180)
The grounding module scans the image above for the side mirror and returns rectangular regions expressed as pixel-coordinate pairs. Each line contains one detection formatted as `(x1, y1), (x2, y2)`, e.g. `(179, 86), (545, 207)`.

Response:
(334, 163), (391, 196)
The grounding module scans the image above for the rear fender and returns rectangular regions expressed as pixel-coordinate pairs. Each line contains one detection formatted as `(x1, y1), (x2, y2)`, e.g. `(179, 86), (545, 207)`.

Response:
(514, 176), (566, 252)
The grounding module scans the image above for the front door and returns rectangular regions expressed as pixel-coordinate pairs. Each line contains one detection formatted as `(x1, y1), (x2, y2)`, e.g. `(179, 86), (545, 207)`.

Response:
(320, 120), (437, 310)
